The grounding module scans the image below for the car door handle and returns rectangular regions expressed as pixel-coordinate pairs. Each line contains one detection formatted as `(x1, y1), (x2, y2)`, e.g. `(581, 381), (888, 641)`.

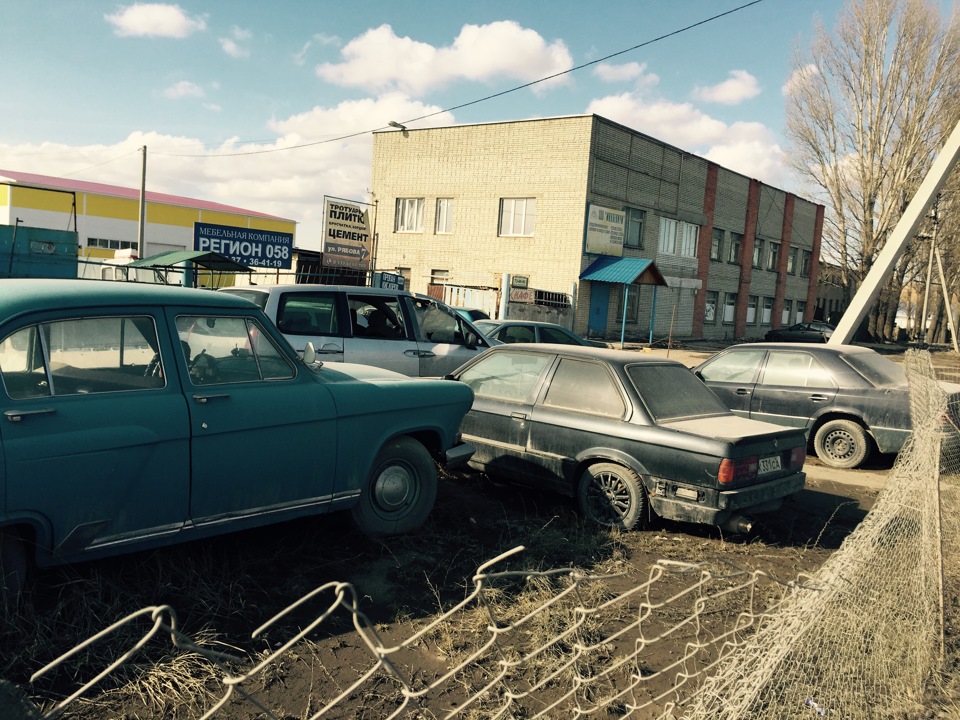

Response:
(809, 394), (831, 402)
(4, 407), (56, 422)
(735, 388), (751, 395)
(192, 393), (230, 404)
(404, 349), (436, 358)
(511, 412), (527, 421)
(317, 344), (342, 354)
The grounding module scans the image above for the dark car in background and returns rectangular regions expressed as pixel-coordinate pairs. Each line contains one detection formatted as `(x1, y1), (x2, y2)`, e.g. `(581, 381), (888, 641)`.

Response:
(765, 321), (835, 343)
(474, 319), (608, 348)
(449, 344), (807, 533)
(692, 342), (950, 468)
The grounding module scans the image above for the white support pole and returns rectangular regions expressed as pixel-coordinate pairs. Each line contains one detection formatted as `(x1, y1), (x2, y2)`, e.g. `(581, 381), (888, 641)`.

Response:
(828, 120), (960, 345)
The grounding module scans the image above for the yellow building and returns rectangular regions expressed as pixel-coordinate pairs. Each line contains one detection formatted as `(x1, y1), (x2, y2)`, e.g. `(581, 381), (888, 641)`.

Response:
(0, 168), (296, 284)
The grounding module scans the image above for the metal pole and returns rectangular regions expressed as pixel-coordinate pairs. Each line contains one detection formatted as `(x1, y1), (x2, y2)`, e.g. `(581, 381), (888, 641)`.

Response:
(137, 146), (147, 255)
(934, 244), (959, 352)
(921, 236), (936, 346)
(649, 286), (658, 345)
(620, 285), (628, 349)
(7, 217), (23, 277)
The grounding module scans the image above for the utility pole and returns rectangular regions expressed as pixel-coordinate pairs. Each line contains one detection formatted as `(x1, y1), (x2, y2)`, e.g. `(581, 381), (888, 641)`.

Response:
(137, 146), (147, 256)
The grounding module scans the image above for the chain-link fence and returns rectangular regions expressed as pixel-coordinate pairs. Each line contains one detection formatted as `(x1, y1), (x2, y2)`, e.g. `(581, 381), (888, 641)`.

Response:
(8, 349), (960, 719)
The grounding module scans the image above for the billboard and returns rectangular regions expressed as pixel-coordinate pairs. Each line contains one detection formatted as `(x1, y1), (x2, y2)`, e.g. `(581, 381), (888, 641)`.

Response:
(194, 222), (293, 269)
(585, 204), (625, 257)
(322, 198), (373, 270)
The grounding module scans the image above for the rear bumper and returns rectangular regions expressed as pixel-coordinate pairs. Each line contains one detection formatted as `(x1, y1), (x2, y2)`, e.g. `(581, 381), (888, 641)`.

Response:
(444, 441), (476, 469)
(648, 471), (806, 526)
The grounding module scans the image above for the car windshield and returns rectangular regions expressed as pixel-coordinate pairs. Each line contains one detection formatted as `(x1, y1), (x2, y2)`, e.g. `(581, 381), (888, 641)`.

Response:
(841, 351), (906, 386)
(474, 320), (500, 334)
(627, 364), (730, 422)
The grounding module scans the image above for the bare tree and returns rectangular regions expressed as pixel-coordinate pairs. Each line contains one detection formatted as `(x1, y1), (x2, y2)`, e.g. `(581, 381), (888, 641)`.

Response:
(785, 0), (960, 340)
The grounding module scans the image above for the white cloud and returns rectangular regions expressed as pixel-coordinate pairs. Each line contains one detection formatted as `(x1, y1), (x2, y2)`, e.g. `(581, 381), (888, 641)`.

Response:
(219, 26), (252, 58)
(593, 61), (656, 85)
(162, 81), (205, 99)
(0, 95), (453, 252)
(105, 3), (207, 38)
(782, 64), (819, 95)
(316, 21), (572, 96)
(692, 70), (761, 105)
(293, 33), (342, 66)
(585, 92), (792, 187)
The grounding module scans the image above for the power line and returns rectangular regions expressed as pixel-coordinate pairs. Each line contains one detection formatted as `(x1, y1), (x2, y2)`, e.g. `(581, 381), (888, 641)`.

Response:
(153, 0), (766, 159)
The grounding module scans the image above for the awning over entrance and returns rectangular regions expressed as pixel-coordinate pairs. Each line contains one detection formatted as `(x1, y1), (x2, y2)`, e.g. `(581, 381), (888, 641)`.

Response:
(579, 255), (667, 286)
(579, 256), (668, 348)
(128, 250), (250, 273)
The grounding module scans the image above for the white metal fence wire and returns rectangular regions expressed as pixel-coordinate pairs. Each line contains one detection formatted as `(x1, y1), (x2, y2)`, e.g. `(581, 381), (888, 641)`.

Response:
(12, 349), (960, 719)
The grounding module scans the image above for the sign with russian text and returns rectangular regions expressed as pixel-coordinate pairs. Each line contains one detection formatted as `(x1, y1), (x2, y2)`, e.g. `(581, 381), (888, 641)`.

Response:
(194, 222), (293, 269)
(509, 288), (536, 303)
(585, 204), (625, 257)
(322, 199), (373, 270)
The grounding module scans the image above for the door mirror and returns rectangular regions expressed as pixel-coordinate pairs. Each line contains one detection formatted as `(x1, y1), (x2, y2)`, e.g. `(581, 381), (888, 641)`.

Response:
(302, 342), (317, 365)
(464, 331), (478, 350)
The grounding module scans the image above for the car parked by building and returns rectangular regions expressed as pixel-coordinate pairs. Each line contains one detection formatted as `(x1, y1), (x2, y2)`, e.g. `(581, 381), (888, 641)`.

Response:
(0, 279), (475, 598)
(692, 342), (948, 468)
(764, 321), (835, 343)
(448, 344), (807, 533)
(221, 284), (495, 377)
(474, 319), (607, 348)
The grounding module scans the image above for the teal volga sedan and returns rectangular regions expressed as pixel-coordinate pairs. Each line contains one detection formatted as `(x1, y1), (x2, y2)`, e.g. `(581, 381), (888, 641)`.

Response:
(0, 279), (474, 597)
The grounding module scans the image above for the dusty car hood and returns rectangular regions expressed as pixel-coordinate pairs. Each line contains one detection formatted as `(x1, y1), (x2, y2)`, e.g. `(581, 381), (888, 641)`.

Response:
(662, 414), (803, 442)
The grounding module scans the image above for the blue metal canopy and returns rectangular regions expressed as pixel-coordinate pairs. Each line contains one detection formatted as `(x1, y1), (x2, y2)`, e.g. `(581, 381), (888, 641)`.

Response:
(578, 255), (667, 286)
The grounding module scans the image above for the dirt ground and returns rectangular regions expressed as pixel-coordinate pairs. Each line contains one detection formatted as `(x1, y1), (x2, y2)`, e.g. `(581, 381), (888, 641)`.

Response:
(1, 462), (883, 720)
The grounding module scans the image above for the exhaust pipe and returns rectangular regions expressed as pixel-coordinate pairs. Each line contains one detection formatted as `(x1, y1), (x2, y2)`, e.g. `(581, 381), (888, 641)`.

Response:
(720, 514), (754, 534)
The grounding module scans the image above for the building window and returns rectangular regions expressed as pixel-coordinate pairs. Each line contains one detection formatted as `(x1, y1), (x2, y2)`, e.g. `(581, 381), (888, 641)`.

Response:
(499, 198), (536, 236)
(395, 198), (424, 233)
(752, 240), (764, 268)
(396, 267), (411, 289)
(430, 268), (449, 285)
(782, 299), (792, 325)
(787, 247), (798, 274)
(704, 290), (719, 322)
(747, 295), (758, 324)
(801, 250), (812, 277)
(435, 198), (454, 234)
(625, 208), (645, 248)
(658, 218), (677, 254)
(87, 238), (138, 251)
(723, 293), (737, 323)
(625, 285), (640, 322)
(796, 300), (806, 324)
(762, 297), (774, 324)
(768, 242), (780, 271)
(710, 229), (723, 261)
(728, 232), (742, 264)
(679, 222), (698, 258)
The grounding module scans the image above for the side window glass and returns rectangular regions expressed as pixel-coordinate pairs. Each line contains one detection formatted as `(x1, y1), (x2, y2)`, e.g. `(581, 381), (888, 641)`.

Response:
(500, 325), (536, 344)
(2, 317), (163, 398)
(349, 296), (407, 340)
(539, 327), (577, 345)
(459, 352), (551, 403)
(0, 326), (50, 399)
(413, 298), (463, 345)
(544, 359), (624, 417)
(276, 294), (340, 336)
(699, 350), (765, 384)
(178, 316), (294, 385)
(762, 352), (836, 389)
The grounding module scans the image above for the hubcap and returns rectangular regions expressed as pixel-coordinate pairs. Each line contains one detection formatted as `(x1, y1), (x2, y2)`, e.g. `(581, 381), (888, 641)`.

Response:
(825, 430), (855, 460)
(373, 463), (414, 511)
(588, 471), (631, 523)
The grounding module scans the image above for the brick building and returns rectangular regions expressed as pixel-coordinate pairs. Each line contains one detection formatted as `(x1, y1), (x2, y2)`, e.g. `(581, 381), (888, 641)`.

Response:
(370, 115), (824, 342)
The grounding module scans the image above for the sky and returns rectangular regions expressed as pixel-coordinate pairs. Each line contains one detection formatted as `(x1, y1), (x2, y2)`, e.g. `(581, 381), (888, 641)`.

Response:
(1, 0), (847, 251)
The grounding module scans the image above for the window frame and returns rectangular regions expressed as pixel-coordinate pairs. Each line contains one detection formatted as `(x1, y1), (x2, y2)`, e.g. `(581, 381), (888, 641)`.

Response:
(728, 232), (742, 264)
(710, 228), (723, 261)
(435, 198), (454, 235)
(499, 198), (536, 237)
(395, 197), (425, 233)
(624, 208), (645, 249)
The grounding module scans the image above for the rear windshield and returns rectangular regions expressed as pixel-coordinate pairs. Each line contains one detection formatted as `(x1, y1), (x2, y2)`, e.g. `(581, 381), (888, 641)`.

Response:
(842, 351), (906, 386)
(627, 364), (730, 422)
(221, 289), (267, 310)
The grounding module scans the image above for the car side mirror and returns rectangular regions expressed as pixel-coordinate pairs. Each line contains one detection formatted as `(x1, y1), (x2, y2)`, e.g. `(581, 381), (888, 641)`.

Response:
(693, 369), (704, 381)
(302, 342), (317, 364)
(464, 332), (478, 350)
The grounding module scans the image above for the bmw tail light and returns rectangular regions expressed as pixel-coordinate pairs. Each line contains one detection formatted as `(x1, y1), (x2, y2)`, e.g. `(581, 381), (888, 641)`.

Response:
(718, 456), (758, 485)
(790, 445), (806, 469)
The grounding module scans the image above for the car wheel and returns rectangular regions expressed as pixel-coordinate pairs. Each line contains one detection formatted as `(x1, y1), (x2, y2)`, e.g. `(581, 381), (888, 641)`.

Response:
(768, 332), (782, 341)
(576, 463), (647, 530)
(0, 531), (28, 605)
(814, 419), (870, 469)
(352, 437), (438, 536)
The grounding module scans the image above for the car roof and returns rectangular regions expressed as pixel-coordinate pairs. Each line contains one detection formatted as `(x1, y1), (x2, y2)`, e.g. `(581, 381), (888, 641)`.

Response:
(221, 284), (413, 297)
(1, 278), (254, 319)
(490, 342), (684, 366)
(488, 320), (571, 329)
(724, 342), (875, 355)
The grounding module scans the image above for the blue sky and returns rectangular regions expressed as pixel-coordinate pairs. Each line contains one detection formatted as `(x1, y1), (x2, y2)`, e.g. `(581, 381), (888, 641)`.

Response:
(2, 1), (845, 250)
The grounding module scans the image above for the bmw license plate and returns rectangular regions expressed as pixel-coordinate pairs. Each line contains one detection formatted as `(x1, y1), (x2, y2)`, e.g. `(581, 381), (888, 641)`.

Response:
(759, 455), (781, 474)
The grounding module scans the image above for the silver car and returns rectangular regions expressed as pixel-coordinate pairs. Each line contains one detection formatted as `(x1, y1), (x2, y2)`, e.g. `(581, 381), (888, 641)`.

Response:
(221, 284), (495, 377)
